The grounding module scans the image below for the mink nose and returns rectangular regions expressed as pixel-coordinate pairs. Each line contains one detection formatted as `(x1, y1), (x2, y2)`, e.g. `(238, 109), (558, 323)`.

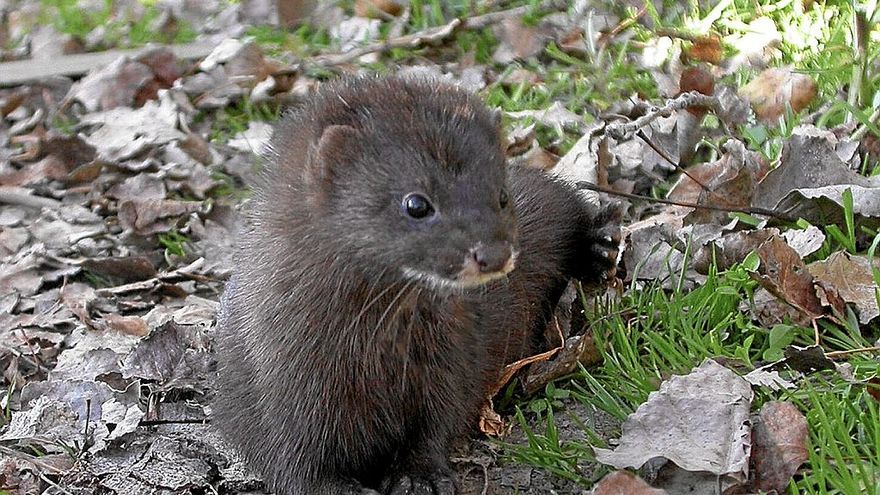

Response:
(471, 244), (513, 273)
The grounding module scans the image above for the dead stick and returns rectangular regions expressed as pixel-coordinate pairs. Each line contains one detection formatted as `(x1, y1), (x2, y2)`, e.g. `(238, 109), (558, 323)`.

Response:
(606, 92), (719, 140)
(311, 0), (568, 66)
(0, 187), (62, 209)
(95, 258), (206, 296)
(826, 346), (880, 359)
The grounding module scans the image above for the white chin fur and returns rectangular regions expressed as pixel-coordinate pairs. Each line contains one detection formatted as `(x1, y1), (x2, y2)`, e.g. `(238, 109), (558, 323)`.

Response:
(402, 267), (508, 292)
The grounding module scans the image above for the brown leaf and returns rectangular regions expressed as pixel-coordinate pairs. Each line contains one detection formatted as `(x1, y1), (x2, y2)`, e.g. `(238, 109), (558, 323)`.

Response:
(117, 199), (202, 236)
(67, 57), (154, 112)
(478, 401), (505, 437)
(101, 314), (150, 337)
(693, 229), (777, 274)
(679, 66), (715, 118)
(752, 236), (823, 317)
(354, 0), (403, 17)
(81, 256), (157, 283)
(740, 67), (817, 122)
(751, 401), (808, 492)
(808, 252), (880, 324)
(867, 377), (880, 403)
(593, 471), (669, 495)
(524, 333), (601, 394)
(492, 18), (551, 64)
(687, 35), (722, 65)
(667, 140), (763, 224)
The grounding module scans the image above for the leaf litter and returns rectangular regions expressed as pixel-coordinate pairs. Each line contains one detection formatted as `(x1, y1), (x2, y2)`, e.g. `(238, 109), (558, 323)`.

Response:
(1, 0), (879, 493)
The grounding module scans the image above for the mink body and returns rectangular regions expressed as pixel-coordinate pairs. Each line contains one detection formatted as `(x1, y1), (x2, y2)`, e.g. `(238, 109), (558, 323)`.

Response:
(213, 76), (618, 495)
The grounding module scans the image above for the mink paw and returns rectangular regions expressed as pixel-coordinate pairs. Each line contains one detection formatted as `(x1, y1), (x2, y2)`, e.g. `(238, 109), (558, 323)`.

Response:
(577, 207), (622, 285)
(386, 474), (455, 495)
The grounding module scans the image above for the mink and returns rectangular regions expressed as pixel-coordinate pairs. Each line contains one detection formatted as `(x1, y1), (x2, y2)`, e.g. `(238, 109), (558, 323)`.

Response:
(212, 75), (619, 495)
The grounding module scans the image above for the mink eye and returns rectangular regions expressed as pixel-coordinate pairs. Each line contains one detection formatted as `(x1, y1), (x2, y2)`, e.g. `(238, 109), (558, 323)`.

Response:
(499, 188), (510, 209)
(402, 193), (435, 219)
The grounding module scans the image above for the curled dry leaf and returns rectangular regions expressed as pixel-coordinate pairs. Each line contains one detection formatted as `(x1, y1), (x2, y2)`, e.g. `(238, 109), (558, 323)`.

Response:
(524, 333), (601, 394)
(66, 56), (154, 112)
(739, 67), (817, 122)
(807, 252), (879, 324)
(751, 236), (823, 317)
(750, 401), (808, 493)
(754, 125), (878, 210)
(117, 199), (203, 236)
(667, 139), (763, 224)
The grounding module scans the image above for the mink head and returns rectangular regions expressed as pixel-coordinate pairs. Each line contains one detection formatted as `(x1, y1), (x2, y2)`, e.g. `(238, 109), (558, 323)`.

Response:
(267, 76), (518, 291)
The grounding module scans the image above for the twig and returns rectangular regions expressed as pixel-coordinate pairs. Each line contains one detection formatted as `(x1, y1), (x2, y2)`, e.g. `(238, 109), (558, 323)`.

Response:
(635, 129), (712, 193)
(575, 181), (796, 221)
(597, 4), (648, 48)
(94, 258), (206, 296)
(825, 346), (880, 359)
(310, 0), (568, 66)
(1, 343), (50, 374)
(0, 186), (62, 209)
(0, 445), (77, 495)
(605, 92), (719, 141)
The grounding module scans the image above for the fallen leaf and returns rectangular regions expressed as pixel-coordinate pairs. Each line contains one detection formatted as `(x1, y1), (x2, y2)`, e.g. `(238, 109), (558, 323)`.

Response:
(117, 199), (203, 236)
(752, 236), (823, 317)
(808, 252), (880, 323)
(354, 0), (403, 17)
(678, 66), (715, 118)
(754, 126), (878, 210)
(782, 226), (826, 258)
(81, 92), (186, 161)
(492, 17), (552, 64)
(740, 67), (817, 122)
(750, 401), (808, 492)
(66, 56), (154, 112)
(592, 470), (668, 495)
(782, 345), (835, 373)
(667, 139), (763, 224)
(594, 359), (752, 481)
(686, 35), (722, 65)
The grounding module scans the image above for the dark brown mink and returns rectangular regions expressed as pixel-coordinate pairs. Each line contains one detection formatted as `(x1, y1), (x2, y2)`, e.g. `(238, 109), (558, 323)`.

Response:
(212, 75), (619, 495)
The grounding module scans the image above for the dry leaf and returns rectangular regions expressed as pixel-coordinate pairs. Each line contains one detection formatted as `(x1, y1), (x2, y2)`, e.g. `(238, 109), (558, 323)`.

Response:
(752, 236), (823, 317)
(808, 252), (880, 324)
(678, 66), (715, 117)
(594, 359), (752, 481)
(687, 35), (722, 65)
(117, 199), (203, 236)
(740, 67), (817, 122)
(750, 401), (808, 492)
(354, 0), (403, 18)
(593, 471), (668, 495)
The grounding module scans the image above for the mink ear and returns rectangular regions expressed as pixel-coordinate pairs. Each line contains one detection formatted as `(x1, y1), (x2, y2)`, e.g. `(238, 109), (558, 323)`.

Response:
(308, 124), (359, 191)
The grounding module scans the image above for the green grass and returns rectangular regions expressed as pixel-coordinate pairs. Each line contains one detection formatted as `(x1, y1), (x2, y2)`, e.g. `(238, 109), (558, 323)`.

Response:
(501, 251), (880, 491)
(204, 97), (281, 144)
(37, 0), (197, 47)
